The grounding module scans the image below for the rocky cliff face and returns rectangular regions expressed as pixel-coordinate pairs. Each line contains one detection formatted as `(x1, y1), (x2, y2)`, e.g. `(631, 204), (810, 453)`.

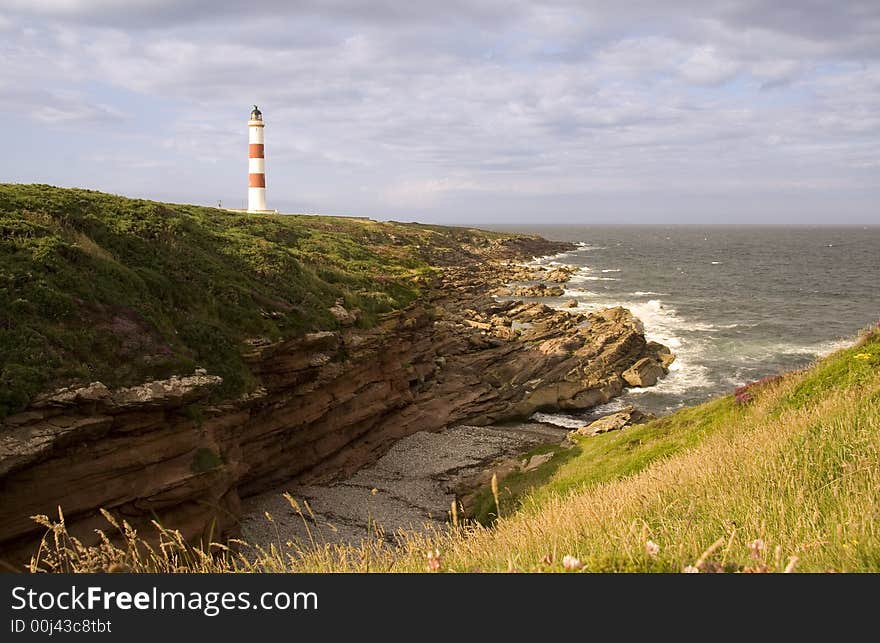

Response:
(0, 240), (671, 567)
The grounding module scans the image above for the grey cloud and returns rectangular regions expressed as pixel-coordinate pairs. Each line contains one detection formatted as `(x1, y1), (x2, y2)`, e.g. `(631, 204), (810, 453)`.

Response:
(5, 0), (521, 29)
(720, 0), (880, 45)
(0, 2), (878, 222)
(0, 86), (125, 124)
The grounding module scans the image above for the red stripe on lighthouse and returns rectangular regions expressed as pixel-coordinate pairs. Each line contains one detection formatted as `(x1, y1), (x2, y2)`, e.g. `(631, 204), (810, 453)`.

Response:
(249, 173), (266, 187)
(249, 144), (264, 158)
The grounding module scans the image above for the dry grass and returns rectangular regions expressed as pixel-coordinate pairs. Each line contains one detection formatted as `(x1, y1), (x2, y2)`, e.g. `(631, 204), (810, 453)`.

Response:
(28, 329), (880, 573)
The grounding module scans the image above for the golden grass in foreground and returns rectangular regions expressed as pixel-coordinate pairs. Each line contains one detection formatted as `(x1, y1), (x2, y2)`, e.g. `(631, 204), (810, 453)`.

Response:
(29, 330), (880, 573)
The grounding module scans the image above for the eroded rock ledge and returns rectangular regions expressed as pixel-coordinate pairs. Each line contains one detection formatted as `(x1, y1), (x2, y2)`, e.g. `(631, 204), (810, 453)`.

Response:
(0, 238), (672, 566)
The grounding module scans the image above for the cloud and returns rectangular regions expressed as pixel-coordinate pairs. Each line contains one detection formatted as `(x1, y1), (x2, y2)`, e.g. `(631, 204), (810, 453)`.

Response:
(0, 87), (125, 124)
(678, 46), (740, 85)
(0, 1), (878, 221)
(3, 0), (520, 30)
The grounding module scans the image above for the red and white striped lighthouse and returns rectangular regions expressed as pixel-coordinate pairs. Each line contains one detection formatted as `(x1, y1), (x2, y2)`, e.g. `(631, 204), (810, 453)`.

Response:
(247, 105), (267, 212)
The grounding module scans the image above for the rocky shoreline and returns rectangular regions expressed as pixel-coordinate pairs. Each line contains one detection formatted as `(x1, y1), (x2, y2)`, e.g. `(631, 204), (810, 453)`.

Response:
(0, 236), (672, 566)
(242, 256), (674, 551)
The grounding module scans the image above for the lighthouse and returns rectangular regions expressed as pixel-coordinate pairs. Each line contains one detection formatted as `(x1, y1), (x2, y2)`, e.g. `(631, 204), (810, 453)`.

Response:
(247, 105), (268, 212)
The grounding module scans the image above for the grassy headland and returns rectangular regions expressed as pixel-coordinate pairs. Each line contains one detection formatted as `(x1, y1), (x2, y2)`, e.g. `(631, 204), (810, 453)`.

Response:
(32, 327), (880, 572)
(6, 183), (877, 573)
(0, 184), (523, 417)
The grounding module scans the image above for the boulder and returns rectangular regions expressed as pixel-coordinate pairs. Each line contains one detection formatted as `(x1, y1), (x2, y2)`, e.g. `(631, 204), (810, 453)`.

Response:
(622, 357), (666, 387)
(522, 452), (553, 471)
(329, 301), (358, 326)
(564, 299), (578, 308)
(647, 341), (676, 368)
(511, 284), (565, 298)
(544, 266), (575, 283)
(575, 406), (655, 436)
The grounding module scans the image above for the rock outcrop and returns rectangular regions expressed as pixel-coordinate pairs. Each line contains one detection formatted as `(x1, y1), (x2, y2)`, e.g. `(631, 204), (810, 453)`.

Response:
(575, 406), (655, 436)
(0, 239), (672, 566)
(622, 357), (667, 387)
(328, 299), (359, 326)
(544, 266), (576, 283)
(510, 284), (565, 298)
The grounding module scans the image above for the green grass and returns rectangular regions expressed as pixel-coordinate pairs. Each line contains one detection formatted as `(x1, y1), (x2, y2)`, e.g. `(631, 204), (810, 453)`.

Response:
(0, 184), (522, 417)
(471, 331), (880, 526)
(471, 397), (741, 523)
(783, 335), (880, 410)
(31, 328), (880, 573)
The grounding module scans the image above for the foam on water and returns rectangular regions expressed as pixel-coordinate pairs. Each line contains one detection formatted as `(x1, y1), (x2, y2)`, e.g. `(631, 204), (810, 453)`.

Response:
(531, 397), (633, 428)
(770, 338), (852, 358)
(546, 291), (718, 400)
(530, 412), (584, 429)
(562, 288), (599, 298)
(513, 225), (875, 417)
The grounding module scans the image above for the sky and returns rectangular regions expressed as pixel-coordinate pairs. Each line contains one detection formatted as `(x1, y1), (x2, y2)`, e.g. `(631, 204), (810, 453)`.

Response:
(1, 1), (878, 224)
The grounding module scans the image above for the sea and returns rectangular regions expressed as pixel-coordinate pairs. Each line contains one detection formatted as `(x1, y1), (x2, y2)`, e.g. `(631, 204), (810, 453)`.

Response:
(484, 225), (880, 423)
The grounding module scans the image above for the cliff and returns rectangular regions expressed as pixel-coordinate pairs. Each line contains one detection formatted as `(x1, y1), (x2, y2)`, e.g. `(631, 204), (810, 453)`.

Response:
(0, 185), (670, 567)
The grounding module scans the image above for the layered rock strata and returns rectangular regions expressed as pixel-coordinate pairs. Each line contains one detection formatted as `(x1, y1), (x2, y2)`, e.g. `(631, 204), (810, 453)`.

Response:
(0, 239), (671, 566)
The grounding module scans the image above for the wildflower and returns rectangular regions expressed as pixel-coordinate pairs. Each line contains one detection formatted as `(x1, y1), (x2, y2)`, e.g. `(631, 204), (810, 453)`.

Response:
(645, 540), (660, 557)
(749, 539), (766, 561)
(734, 391), (754, 405)
(854, 353), (872, 361)
(426, 548), (441, 572)
(682, 565), (700, 574)
(562, 555), (583, 571)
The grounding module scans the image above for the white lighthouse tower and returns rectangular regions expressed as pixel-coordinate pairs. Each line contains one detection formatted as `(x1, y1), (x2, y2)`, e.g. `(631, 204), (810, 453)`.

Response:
(247, 105), (268, 212)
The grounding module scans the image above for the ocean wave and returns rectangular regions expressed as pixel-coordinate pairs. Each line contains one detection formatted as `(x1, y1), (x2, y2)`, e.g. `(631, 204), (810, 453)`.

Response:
(565, 267), (595, 282)
(547, 295), (718, 399)
(530, 412), (585, 429)
(530, 250), (572, 263)
(535, 244), (602, 265)
(531, 398), (635, 427)
(626, 362), (714, 396)
(601, 268), (622, 273)
(626, 299), (717, 334)
(591, 298), (719, 398)
(562, 288), (599, 298)
(762, 338), (853, 358)
(632, 291), (669, 297)
(724, 338), (854, 365)
(815, 338), (854, 356)
(711, 261), (723, 265)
